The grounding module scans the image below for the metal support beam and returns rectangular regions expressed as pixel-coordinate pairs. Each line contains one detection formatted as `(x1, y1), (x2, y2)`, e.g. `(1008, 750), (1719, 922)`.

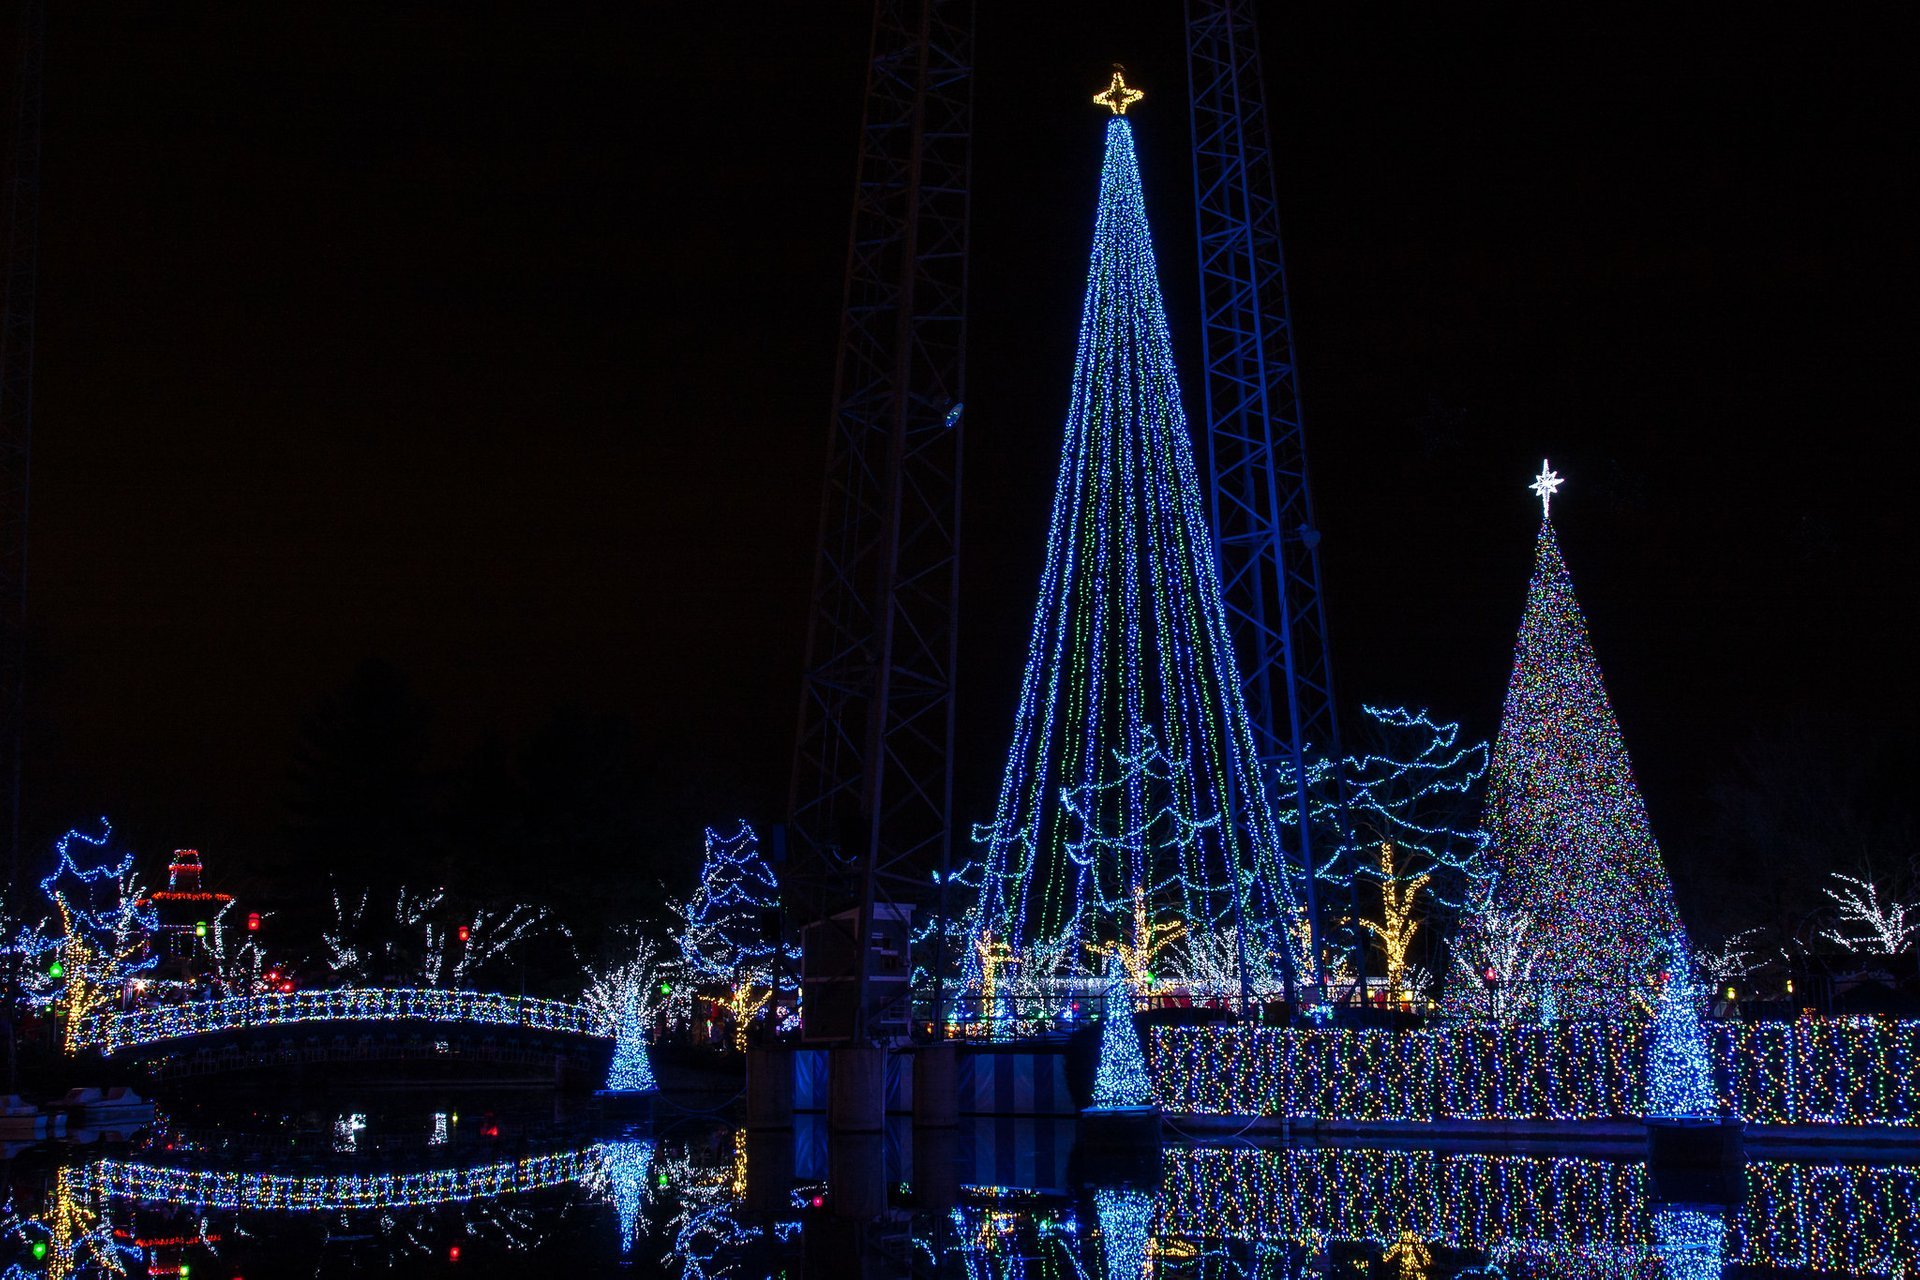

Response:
(1186, 0), (1356, 995)
(787, 0), (971, 1042)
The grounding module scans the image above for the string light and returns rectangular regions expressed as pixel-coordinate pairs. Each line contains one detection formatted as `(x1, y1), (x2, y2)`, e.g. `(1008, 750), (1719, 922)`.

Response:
(1089, 957), (1152, 1110)
(968, 100), (1309, 1008)
(1154, 1019), (1917, 1126)
(92, 988), (603, 1054)
(1645, 951), (1717, 1119)
(1154, 1144), (1920, 1274)
(1091, 67), (1143, 116)
(672, 822), (795, 1051)
(83, 1149), (597, 1212)
(1473, 486), (1687, 1018)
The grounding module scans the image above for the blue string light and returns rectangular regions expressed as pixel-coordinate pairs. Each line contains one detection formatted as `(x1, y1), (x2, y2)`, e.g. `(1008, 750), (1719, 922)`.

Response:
(1089, 958), (1152, 1111)
(1645, 947), (1717, 1119)
(1154, 1019), (1918, 1126)
(604, 985), (659, 1095)
(969, 109), (1308, 995)
(94, 988), (603, 1054)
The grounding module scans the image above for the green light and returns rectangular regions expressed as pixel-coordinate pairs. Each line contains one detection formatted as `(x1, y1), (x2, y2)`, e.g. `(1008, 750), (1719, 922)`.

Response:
(31, 1240), (46, 1260)
(47, 960), (62, 979)
(657, 1172), (668, 1188)
(179, 1265), (190, 1278)
(659, 981), (672, 994)
(195, 921), (208, 938)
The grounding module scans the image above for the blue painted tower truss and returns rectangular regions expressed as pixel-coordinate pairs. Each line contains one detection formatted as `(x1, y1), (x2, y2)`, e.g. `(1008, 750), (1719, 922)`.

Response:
(1185, 0), (1351, 985)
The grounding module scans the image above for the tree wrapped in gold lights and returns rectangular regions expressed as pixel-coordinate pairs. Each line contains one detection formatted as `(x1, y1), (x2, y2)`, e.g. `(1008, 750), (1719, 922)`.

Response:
(1363, 843), (1431, 1008)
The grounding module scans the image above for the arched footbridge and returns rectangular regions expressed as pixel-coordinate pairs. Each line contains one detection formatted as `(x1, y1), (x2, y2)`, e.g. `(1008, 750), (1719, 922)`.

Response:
(88, 989), (612, 1082)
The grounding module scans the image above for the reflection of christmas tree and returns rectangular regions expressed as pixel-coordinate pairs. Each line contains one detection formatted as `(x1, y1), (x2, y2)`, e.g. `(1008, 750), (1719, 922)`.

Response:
(1477, 465), (1686, 1017)
(1094, 1185), (1153, 1280)
(971, 78), (1307, 995)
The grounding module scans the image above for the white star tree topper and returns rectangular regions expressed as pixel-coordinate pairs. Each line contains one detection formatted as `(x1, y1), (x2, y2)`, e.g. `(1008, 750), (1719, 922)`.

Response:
(1529, 459), (1565, 518)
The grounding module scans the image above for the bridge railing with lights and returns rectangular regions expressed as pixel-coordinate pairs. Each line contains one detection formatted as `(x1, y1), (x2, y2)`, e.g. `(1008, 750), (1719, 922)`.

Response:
(89, 988), (606, 1055)
(1153, 1017), (1920, 1127)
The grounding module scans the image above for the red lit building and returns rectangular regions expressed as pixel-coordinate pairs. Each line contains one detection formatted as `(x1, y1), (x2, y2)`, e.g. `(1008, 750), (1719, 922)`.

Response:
(137, 849), (234, 983)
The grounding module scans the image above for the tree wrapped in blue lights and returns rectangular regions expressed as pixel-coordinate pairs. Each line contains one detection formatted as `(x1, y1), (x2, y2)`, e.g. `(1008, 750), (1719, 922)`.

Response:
(1645, 946), (1717, 1119)
(969, 90), (1310, 998)
(672, 822), (793, 1049)
(586, 935), (666, 1093)
(17, 822), (158, 1054)
(1476, 468), (1687, 1017)
(1089, 956), (1152, 1111)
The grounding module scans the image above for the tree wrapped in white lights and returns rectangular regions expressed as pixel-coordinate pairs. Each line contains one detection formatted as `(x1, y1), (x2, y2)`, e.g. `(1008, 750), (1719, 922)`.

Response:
(671, 822), (793, 1050)
(322, 882), (562, 988)
(1818, 871), (1917, 957)
(585, 937), (669, 1094)
(1446, 906), (1539, 1021)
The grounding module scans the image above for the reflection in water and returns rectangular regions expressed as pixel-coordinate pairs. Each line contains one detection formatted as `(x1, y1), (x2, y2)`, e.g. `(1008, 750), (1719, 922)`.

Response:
(2, 1105), (1915, 1278)
(1652, 1206), (1725, 1280)
(1094, 1187), (1152, 1280)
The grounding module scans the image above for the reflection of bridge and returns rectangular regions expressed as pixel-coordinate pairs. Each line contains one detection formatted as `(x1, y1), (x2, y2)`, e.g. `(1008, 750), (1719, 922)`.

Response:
(82, 1147), (605, 1212)
(1156, 1146), (1920, 1278)
(92, 989), (609, 1081)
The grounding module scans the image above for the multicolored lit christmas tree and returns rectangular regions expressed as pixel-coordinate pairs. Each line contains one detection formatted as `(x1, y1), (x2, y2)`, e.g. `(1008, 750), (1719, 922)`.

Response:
(1477, 463), (1687, 1017)
(968, 72), (1310, 996)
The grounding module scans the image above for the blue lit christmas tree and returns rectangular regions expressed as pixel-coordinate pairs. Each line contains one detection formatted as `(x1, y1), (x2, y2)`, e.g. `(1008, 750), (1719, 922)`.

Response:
(1478, 464), (1687, 1018)
(1089, 955), (1153, 1111)
(604, 986), (659, 1095)
(1645, 945), (1716, 1119)
(969, 71), (1310, 995)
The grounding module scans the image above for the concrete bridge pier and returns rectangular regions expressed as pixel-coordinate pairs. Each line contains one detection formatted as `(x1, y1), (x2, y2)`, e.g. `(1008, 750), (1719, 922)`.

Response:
(828, 1045), (886, 1133)
(746, 1046), (795, 1130)
(912, 1043), (957, 1127)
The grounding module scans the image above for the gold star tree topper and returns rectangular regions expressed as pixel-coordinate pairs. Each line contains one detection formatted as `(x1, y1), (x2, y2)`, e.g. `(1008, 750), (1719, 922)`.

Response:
(1094, 67), (1144, 115)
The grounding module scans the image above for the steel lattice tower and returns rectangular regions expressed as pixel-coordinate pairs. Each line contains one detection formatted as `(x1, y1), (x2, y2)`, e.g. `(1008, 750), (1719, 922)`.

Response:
(1185, 0), (1351, 986)
(787, 0), (971, 1039)
(0, 0), (42, 939)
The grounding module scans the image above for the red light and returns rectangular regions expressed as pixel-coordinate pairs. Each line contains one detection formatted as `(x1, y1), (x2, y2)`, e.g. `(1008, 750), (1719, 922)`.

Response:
(457, 924), (471, 942)
(1658, 970), (1671, 984)
(278, 979), (295, 993)
(1482, 966), (1498, 984)
(266, 969), (279, 982)
(810, 1195), (824, 1208)
(247, 912), (260, 932)
(448, 1245), (461, 1262)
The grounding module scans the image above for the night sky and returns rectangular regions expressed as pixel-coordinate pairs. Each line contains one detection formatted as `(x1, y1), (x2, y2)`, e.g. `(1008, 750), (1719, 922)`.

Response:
(14, 5), (1917, 909)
